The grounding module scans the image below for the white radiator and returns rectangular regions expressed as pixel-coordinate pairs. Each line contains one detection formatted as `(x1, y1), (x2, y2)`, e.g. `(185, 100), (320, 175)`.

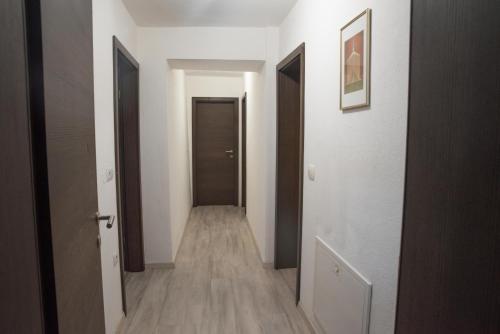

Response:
(313, 237), (372, 334)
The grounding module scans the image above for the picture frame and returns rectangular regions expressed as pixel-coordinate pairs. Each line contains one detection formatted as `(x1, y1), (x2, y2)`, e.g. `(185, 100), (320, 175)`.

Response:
(340, 9), (372, 111)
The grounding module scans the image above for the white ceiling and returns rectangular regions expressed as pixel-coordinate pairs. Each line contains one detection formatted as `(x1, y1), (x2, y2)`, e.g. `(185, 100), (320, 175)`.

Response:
(122, 0), (297, 27)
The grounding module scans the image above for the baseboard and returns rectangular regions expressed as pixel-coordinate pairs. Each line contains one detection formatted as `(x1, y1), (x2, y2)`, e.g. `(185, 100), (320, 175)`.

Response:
(298, 301), (319, 334)
(146, 262), (175, 269)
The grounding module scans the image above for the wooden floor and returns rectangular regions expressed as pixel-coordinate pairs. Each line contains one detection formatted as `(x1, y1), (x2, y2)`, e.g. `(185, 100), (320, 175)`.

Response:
(279, 268), (297, 296)
(118, 206), (313, 334)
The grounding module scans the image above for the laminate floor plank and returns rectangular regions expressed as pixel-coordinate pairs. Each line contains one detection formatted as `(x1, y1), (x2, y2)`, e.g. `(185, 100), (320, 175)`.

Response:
(118, 206), (313, 334)
(124, 269), (155, 317)
(279, 268), (297, 295)
(119, 269), (172, 334)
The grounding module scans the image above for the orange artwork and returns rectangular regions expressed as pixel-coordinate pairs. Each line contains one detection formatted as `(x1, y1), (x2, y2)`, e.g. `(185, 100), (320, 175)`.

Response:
(344, 31), (364, 94)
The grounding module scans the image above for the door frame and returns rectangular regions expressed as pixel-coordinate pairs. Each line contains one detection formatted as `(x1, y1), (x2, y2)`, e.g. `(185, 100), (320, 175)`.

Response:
(242, 92), (247, 211)
(112, 36), (144, 314)
(192, 97), (239, 207)
(275, 43), (305, 304)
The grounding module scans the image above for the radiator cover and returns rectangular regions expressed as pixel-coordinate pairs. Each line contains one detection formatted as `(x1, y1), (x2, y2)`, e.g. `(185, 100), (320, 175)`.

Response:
(313, 237), (372, 334)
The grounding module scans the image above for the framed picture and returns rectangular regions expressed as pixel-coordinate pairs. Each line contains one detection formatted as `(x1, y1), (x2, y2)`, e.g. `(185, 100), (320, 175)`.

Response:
(340, 9), (371, 111)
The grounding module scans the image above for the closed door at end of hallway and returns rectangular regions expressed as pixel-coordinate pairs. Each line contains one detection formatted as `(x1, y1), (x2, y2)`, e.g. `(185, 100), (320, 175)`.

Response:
(193, 98), (239, 206)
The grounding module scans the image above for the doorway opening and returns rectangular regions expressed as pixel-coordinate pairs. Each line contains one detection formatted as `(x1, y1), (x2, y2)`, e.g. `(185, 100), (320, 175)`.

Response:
(275, 43), (305, 304)
(113, 36), (145, 314)
(192, 97), (239, 206)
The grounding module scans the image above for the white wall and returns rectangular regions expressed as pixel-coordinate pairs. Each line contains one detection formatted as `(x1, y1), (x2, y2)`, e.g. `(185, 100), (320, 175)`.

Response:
(243, 29), (279, 264)
(279, 0), (411, 333)
(166, 69), (191, 260)
(92, 0), (138, 332)
(243, 69), (274, 264)
(185, 72), (245, 205)
(260, 30), (279, 263)
(243, 72), (265, 259)
(138, 27), (278, 264)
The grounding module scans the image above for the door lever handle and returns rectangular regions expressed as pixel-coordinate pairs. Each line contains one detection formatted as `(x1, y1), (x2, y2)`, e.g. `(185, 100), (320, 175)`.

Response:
(95, 213), (115, 229)
(225, 150), (234, 153)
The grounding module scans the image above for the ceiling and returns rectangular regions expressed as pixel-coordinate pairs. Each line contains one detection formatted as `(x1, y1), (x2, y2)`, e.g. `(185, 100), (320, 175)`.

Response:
(122, 0), (297, 27)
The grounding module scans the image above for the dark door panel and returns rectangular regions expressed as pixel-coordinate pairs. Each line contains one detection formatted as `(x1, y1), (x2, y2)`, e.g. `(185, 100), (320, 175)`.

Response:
(275, 44), (305, 304)
(396, 0), (500, 333)
(276, 68), (301, 269)
(193, 98), (239, 206)
(40, 0), (105, 332)
(0, 1), (45, 332)
(242, 93), (247, 210)
(117, 47), (145, 273)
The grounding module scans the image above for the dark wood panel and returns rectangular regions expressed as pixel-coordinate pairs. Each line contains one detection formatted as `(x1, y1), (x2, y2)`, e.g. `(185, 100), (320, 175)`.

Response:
(275, 43), (305, 305)
(276, 68), (301, 269)
(0, 1), (44, 333)
(396, 0), (500, 333)
(113, 37), (143, 314)
(117, 49), (145, 273)
(193, 98), (239, 206)
(242, 93), (247, 210)
(40, 0), (105, 332)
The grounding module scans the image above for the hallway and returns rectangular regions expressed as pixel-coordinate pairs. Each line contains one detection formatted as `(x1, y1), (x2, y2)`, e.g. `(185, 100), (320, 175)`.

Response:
(118, 206), (312, 334)
(4, 1), (500, 333)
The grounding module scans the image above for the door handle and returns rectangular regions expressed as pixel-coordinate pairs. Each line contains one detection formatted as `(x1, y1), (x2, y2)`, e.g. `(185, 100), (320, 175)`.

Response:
(225, 150), (234, 153)
(95, 212), (115, 229)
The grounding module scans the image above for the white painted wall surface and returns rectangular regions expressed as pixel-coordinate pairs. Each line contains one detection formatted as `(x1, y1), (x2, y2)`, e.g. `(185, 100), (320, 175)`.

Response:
(243, 71), (266, 261)
(166, 69), (191, 260)
(243, 28), (279, 264)
(92, 0), (138, 332)
(137, 27), (278, 264)
(185, 72), (245, 206)
(278, 1), (411, 333)
(260, 30), (279, 263)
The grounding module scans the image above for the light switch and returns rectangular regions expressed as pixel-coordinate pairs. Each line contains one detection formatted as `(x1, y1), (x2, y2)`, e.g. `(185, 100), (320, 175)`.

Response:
(104, 168), (114, 183)
(308, 164), (316, 181)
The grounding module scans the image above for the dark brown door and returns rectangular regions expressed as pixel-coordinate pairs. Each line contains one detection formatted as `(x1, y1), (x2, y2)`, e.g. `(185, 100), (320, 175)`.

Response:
(242, 93), (247, 210)
(396, 1), (500, 333)
(40, 0), (106, 332)
(275, 44), (305, 304)
(115, 39), (145, 274)
(0, 1), (45, 332)
(193, 98), (239, 206)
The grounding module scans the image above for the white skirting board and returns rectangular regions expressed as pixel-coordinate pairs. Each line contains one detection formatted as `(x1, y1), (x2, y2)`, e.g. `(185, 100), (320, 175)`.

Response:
(313, 237), (372, 334)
